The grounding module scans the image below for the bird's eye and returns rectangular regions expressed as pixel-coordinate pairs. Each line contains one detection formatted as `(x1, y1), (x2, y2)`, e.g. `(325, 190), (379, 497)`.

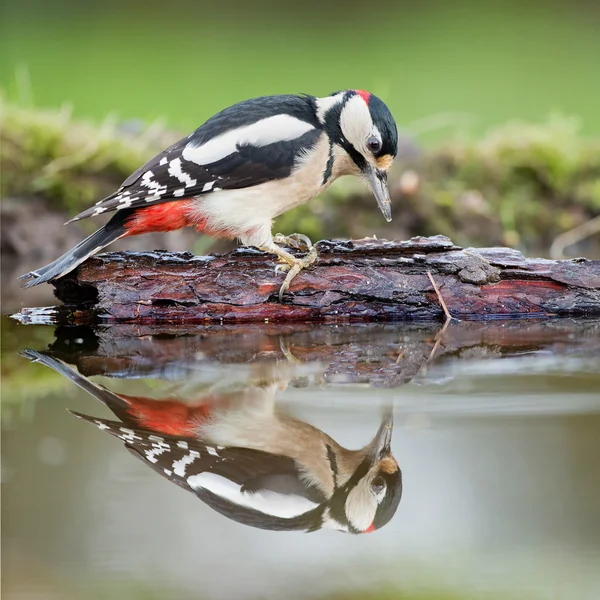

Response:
(367, 137), (381, 154)
(371, 476), (386, 494)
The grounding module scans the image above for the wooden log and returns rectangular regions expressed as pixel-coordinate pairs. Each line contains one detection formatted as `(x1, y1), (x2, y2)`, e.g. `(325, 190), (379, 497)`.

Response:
(46, 319), (600, 388)
(51, 235), (600, 323)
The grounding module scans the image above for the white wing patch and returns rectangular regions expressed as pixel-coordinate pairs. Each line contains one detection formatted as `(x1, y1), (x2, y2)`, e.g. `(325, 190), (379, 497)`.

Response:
(144, 445), (168, 464)
(168, 158), (197, 188)
(119, 427), (143, 442)
(187, 472), (318, 518)
(172, 450), (201, 476)
(182, 114), (315, 166)
(140, 170), (168, 200)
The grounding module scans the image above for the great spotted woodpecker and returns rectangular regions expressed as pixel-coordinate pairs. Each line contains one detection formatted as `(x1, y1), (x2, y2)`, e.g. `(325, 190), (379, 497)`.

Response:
(23, 350), (402, 533)
(20, 90), (398, 299)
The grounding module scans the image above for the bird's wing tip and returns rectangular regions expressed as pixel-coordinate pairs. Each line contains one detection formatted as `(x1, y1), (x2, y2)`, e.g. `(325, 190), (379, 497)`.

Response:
(19, 348), (43, 362)
(22, 277), (47, 289)
(67, 409), (91, 421)
(17, 270), (37, 281)
(18, 270), (45, 287)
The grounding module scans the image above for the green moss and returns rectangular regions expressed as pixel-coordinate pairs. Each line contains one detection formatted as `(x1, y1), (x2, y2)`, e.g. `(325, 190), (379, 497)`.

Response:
(415, 115), (600, 250)
(0, 97), (176, 213)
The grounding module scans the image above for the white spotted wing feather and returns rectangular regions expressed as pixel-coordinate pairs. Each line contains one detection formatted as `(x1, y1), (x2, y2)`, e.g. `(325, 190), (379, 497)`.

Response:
(69, 96), (321, 222)
(70, 411), (326, 530)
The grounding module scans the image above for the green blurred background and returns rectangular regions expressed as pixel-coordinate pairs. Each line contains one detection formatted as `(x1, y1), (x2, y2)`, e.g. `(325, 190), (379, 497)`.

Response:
(2, 0), (600, 137)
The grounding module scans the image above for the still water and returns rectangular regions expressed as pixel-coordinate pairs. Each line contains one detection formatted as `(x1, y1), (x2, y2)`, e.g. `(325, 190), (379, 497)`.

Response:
(2, 317), (600, 600)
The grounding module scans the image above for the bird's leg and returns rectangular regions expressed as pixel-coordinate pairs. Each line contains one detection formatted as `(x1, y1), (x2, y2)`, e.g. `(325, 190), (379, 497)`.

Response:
(260, 239), (318, 301)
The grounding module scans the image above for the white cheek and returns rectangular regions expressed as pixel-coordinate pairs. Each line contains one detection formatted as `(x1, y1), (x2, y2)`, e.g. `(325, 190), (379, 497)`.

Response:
(339, 95), (374, 154)
(344, 484), (378, 532)
(339, 97), (383, 165)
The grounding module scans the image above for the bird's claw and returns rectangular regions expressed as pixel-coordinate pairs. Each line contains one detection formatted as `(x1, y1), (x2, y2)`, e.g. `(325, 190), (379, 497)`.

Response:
(273, 233), (313, 251)
(274, 263), (290, 275)
(278, 246), (318, 301)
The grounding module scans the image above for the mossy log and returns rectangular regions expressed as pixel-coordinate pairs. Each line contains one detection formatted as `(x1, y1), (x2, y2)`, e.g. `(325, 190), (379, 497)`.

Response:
(50, 235), (600, 323)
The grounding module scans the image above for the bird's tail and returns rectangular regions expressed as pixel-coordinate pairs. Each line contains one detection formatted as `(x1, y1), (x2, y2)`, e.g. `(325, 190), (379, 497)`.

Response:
(20, 349), (208, 436)
(20, 350), (133, 422)
(18, 216), (127, 288)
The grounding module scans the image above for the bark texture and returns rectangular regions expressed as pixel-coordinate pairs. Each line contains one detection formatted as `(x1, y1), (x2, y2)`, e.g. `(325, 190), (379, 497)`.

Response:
(51, 236), (600, 323)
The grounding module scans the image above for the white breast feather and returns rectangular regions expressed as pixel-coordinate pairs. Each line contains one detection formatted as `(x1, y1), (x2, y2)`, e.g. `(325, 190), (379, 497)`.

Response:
(186, 133), (331, 247)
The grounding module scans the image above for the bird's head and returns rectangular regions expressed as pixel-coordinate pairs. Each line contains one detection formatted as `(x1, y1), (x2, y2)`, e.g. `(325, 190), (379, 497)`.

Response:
(316, 90), (398, 222)
(324, 412), (402, 533)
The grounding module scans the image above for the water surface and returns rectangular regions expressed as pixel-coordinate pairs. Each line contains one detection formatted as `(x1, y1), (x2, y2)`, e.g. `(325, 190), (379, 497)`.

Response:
(2, 317), (600, 600)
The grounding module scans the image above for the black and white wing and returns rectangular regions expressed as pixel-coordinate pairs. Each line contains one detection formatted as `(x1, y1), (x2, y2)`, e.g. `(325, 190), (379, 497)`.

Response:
(71, 95), (321, 221)
(72, 412), (327, 532)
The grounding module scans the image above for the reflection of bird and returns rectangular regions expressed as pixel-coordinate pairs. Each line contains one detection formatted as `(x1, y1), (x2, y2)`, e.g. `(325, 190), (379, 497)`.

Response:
(23, 350), (402, 533)
(20, 90), (398, 299)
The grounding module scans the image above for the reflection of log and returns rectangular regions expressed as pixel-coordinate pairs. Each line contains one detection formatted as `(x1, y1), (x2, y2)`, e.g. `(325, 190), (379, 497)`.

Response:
(48, 319), (600, 388)
(52, 236), (600, 323)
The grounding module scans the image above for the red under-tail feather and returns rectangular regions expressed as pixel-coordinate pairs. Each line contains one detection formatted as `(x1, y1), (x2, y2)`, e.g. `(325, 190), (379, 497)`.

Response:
(119, 394), (212, 436)
(20, 350), (213, 437)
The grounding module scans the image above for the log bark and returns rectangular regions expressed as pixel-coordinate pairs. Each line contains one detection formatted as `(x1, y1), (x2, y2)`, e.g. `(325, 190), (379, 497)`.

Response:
(51, 235), (600, 323)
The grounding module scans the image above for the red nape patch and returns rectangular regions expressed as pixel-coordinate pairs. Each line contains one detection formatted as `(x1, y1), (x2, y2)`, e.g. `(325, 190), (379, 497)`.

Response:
(124, 200), (196, 236)
(364, 522), (376, 534)
(120, 394), (212, 437)
(355, 90), (371, 104)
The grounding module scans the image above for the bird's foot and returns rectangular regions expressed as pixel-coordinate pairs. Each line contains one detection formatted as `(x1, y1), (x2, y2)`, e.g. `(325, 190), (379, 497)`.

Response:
(273, 233), (313, 252)
(262, 242), (318, 301)
(277, 248), (318, 301)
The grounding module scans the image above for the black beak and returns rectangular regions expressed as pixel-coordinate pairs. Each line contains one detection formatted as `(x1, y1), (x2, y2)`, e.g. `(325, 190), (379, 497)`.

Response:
(369, 411), (394, 460)
(365, 166), (392, 222)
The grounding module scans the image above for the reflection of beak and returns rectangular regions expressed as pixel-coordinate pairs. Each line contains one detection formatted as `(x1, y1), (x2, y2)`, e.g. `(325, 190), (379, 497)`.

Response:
(365, 166), (392, 222)
(370, 411), (394, 460)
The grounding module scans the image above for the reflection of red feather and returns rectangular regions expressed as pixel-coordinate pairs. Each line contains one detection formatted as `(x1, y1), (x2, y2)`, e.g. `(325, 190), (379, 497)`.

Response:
(120, 394), (212, 436)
